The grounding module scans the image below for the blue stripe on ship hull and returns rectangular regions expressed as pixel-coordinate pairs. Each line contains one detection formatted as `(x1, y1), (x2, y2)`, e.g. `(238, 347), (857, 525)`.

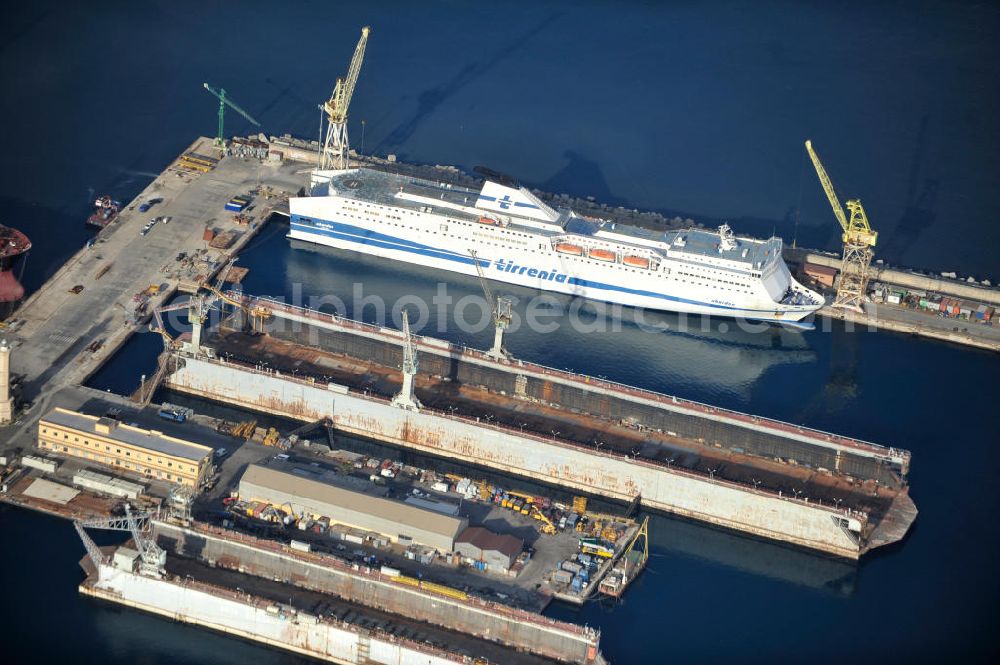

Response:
(289, 216), (802, 317)
(292, 217), (480, 265)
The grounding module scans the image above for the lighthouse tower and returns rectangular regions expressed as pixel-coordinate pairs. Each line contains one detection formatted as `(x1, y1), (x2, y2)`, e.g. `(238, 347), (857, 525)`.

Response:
(0, 339), (14, 424)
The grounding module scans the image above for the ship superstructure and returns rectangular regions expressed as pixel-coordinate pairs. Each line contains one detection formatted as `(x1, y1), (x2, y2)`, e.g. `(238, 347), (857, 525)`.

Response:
(289, 169), (823, 326)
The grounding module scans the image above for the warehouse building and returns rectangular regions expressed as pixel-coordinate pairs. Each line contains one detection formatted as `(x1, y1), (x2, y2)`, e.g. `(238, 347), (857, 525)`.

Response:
(455, 526), (524, 572)
(37, 407), (214, 488)
(801, 262), (838, 288)
(238, 464), (468, 553)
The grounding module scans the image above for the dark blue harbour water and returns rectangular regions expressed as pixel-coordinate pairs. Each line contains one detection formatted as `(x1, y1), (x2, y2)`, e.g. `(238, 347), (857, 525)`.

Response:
(2, 2), (1000, 663)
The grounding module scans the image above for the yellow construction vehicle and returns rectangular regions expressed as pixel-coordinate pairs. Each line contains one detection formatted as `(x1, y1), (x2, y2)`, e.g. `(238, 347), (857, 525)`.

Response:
(530, 505), (558, 535)
(572, 496), (588, 514)
(507, 490), (536, 504)
(262, 427), (280, 447)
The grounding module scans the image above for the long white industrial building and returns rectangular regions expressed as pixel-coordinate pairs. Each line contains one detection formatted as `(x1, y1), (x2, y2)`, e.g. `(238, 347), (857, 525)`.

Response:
(238, 464), (467, 553)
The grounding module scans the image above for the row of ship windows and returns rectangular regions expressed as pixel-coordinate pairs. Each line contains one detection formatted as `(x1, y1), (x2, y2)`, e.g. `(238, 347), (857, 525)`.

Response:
(681, 263), (751, 282)
(342, 202), (538, 240)
(670, 280), (752, 293)
(677, 270), (750, 288)
(332, 206), (760, 284)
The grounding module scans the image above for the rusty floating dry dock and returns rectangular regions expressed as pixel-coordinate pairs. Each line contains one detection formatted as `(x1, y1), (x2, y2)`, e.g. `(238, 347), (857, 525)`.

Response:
(158, 293), (917, 560)
(150, 519), (602, 664)
(79, 540), (580, 665)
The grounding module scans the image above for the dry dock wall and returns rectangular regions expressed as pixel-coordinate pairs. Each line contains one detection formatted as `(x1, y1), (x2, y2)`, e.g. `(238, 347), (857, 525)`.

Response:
(153, 521), (599, 664)
(83, 564), (466, 665)
(166, 355), (864, 559)
(260, 305), (907, 486)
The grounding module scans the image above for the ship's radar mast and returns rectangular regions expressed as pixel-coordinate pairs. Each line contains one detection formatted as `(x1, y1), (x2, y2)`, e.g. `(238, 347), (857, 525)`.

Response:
(718, 224), (737, 252)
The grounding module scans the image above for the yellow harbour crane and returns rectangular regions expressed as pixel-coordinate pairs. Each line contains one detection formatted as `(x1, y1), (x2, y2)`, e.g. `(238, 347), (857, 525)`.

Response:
(320, 26), (371, 170)
(804, 140), (879, 313)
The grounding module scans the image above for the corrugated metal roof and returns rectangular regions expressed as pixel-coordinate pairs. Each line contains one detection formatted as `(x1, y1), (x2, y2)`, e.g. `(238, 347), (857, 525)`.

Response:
(40, 408), (213, 462)
(404, 495), (461, 516)
(456, 526), (523, 556)
(241, 464), (466, 538)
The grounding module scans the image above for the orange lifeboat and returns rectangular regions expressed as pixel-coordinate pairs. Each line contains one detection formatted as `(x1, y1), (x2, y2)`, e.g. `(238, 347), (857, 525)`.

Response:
(555, 243), (584, 255)
(588, 248), (616, 262)
(623, 255), (650, 269)
(478, 216), (499, 225)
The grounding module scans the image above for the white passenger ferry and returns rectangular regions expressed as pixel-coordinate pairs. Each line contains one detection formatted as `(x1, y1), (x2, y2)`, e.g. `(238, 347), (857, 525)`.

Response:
(288, 169), (823, 327)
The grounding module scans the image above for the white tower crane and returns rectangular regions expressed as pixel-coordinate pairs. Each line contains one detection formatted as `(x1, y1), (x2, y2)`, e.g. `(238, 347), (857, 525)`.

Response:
(391, 308), (422, 412)
(320, 26), (371, 171)
(469, 249), (512, 360)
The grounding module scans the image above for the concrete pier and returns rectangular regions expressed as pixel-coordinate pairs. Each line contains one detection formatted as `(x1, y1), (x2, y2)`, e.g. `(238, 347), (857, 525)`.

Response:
(1, 137), (302, 442)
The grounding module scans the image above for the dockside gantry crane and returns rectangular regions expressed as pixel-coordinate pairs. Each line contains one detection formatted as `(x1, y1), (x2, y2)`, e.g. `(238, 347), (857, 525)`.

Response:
(76, 504), (166, 578)
(320, 26), (371, 170)
(469, 249), (512, 360)
(391, 308), (421, 411)
(203, 83), (261, 148)
(804, 140), (879, 313)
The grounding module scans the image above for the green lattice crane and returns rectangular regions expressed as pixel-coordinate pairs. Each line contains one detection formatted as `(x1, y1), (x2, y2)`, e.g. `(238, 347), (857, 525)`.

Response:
(203, 83), (261, 147)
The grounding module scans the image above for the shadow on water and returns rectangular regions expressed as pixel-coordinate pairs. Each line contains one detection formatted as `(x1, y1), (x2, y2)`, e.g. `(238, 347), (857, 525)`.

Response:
(881, 114), (939, 263)
(644, 512), (858, 597)
(531, 149), (839, 254)
(540, 150), (631, 208)
(378, 12), (563, 153)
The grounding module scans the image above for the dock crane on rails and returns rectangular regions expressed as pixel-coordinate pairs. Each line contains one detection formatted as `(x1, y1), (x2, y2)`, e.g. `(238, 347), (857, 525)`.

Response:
(75, 504), (166, 578)
(804, 140), (879, 313)
(319, 26), (371, 170)
(390, 308), (422, 412)
(200, 284), (273, 334)
(469, 249), (513, 361)
(203, 83), (261, 148)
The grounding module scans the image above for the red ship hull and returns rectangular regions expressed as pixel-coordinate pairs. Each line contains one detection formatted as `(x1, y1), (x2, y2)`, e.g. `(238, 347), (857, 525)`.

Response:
(1, 224), (31, 320)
